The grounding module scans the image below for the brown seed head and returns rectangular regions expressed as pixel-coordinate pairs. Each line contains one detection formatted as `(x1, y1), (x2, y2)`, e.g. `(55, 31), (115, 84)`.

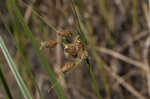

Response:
(77, 50), (87, 60)
(61, 62), (74, 73)
(65, 45), (77, 56)
(48, 40), (57, 48)
(40, 40), (57, 50)
(58, 30), (72, 37)
(74, 39), (83, 51)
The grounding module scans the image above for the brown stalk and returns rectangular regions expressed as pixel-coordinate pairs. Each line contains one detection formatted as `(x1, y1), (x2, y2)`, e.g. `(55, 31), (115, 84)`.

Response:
(142, 2), (150, 96)
(103, 64), (146, 99)
(98, 47), (150, 75)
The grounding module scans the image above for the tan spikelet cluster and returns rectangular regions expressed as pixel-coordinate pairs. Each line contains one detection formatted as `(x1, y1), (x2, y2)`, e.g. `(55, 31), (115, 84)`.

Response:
(65, 45), (78, 57)
(58, 30), (72, 37)
(63, 36), (87, 59)
(40, 40), (57, 50)
(40, 30), (87, 73)
(58, 30), (88, 73)
(61, 62), (74, 73)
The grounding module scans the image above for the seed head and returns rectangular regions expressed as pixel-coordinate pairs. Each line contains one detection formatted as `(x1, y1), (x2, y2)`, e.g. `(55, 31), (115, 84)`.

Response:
(58, 30), (72, 37)
(40, 40), (57, 50)
(61, 62), (75, 73)
(48, 40), (57, 48)
(77, 50), (87, 60)
(65, 45), (78, 57)
(74, 39), (83, 51)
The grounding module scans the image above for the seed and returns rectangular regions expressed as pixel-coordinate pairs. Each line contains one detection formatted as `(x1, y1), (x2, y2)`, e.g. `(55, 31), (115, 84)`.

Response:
(61, 62), (75, 73)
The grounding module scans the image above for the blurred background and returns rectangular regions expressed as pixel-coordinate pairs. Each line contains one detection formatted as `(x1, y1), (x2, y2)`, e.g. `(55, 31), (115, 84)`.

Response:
(0, 0), (150, 99)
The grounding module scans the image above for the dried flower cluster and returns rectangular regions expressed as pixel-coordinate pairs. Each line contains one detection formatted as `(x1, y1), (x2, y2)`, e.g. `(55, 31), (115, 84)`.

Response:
(40, 40), (57, 50)
(61, 62), (75, 73)
(58, 30), (72, 37)
(59, 30), (87, 73)
(40, 30), (87, 73)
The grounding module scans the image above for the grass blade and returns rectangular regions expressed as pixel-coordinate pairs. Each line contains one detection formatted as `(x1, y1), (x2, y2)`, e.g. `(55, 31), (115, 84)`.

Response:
(148, 0), (150, 10)
(0, 36), (32, 99)
(0, 10), (44, 99)
(7, 0), (66, 98)
(71, 1), (103, 99)
(71, 0), (110, 98)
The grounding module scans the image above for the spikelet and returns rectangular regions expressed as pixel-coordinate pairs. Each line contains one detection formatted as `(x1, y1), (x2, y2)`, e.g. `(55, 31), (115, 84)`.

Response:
(64, 45), (78, 57)
(74, 38), (83, 51)
(58, 30), (72, 37)
(77, 50), (88, 60)
(40, 40), (57, 50)
(73, 37), (87, 59)
(61, 62), (75, 73)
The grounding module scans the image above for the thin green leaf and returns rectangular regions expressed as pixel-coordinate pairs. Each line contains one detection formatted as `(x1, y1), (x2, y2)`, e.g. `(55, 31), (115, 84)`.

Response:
(71, 1), (102, 99)
(148, 0), (150, 10)
(0, 10), (44, 99)
(7, 0), (66, 98)
(0, 36), (32, 99)
(71, 0), (111, 98)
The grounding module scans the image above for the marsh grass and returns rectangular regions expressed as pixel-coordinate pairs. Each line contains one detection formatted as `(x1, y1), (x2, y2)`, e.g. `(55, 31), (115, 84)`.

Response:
(0, 0), (147, 99)
(0, 9), (44, 99)
(0, 0), (108, 98)
(70, 0), (110, 98)
(0, 0), (110, 98)
(0, 36), (33, 99)
(0, 0), (66, 99)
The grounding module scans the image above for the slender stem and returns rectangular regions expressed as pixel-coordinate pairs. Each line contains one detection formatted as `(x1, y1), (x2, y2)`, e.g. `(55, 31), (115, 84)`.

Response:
(149, 0), (150, 10)
(70, 0), (103, 99)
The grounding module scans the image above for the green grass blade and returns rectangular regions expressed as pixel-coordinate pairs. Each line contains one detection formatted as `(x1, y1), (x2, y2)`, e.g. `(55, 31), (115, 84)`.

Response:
(0, 63), (13, 99)
(97, 0), (110, 28)
(21, 1), (58, 33)
(148, 0), (150, 15)
(71, 1), (102, 99)
(77, 7), (110, 99)
(131, 0), (138, 32)
(97, 0), (114, 48)
(7, 0), (66, 98)
(0, 36), (32, 99)
(0, 10), (44, 99)
(71, 0), (111, 98)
